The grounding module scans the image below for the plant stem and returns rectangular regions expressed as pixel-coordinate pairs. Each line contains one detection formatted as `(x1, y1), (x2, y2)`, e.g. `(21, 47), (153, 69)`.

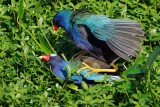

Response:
(17, 20), (43, 51)
(40, 28), (57, 54)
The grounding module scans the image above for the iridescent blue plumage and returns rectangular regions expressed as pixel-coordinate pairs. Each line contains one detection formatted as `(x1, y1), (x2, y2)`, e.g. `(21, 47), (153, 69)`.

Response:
(40, 54), (119, 84)
(53, 9), (145, 63)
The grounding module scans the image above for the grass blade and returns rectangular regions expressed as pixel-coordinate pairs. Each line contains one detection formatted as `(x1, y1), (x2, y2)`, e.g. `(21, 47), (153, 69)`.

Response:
(18, 0), (24, 19)
(146, 46), (160, 68)
(38, 35), (52, 54)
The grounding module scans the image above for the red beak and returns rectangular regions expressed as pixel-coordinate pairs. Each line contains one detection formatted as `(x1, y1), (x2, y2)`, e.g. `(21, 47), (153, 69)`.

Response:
(39, 54), (50, 61)
(53, 25), (58, 31)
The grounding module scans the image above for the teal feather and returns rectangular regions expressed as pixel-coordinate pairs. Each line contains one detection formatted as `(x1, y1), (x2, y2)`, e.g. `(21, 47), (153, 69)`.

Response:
(67, 59), (117, 81)
(69, 9), (144, 61)
(41, 54), (120, 84)
(53, 9), (145, 61)
(69, 56), (120, 82)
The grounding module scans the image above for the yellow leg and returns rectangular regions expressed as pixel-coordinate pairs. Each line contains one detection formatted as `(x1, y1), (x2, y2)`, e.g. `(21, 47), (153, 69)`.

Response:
(77, 66), (88, 75)
(71, 51), (86, 59)
(77, 62), (118, 78)
(110, 63), (118, 71)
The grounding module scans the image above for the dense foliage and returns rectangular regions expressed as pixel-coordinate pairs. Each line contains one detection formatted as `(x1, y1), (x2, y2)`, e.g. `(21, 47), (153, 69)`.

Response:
(0, 0), (160, 106)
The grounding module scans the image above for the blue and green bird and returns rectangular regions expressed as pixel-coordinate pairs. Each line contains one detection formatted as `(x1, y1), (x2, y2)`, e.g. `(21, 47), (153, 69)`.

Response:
(53, 9), (145, 64)
(39, 54), (120, 84)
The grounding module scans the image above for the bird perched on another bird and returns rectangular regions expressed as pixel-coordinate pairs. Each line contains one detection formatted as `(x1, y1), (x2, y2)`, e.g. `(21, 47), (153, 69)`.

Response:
(53, 9), (145, 65)
(39, 54), (120, 84)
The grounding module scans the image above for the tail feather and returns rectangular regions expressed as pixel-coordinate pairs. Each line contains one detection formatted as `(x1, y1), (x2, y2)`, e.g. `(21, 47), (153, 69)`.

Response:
(115, 21), (142, 29)
(108, 39), (138, 57)
(115, 32), (143, 44)
(113, 20), (145, 36)
(105, 19), (144, 60)
(116, 28), (144, 36)
(115, 24), (141, 28)
(106, 41), (130, 61)
(113, 36), (142, 51)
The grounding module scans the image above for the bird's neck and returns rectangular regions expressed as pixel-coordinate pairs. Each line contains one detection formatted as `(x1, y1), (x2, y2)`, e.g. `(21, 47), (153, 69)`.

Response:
(61, 11), (72, 30)
(49, 57), (68, 80)
(62, 21), (70, 30)
(51, 58), (67, 71)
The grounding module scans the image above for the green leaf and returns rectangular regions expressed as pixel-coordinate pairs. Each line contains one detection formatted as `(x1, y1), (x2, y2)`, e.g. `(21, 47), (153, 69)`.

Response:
(122, 64), (141, 76)
(66, 84), (79, 91)
(69, 2), (74, 8)
(18, 0), (24, 19)
(38, 17), (43, 26)
(81, 81), (88, 90)
(121, 5), (127, 17)
(149, 36), (160, 41)
(146, 46), (160, 68)
(38, 35), (52, 54)
(0, 15), (11, 20)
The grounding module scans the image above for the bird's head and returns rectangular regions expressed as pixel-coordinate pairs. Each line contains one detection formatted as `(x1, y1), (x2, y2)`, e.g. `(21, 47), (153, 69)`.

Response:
(39, 54), (56, 62)
(53, 10), (72, 31)
(39, 54), (68, 80)
(39, 54), (66, 67)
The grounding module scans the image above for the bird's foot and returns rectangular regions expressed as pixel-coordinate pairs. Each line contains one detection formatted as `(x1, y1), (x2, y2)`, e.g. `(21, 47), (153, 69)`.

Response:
(71, 51), (86, 59)
(77, 62), (118, 78)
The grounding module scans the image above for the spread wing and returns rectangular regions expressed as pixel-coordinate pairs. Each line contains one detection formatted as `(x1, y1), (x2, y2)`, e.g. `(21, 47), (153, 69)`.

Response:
(70, 9), (145, 61)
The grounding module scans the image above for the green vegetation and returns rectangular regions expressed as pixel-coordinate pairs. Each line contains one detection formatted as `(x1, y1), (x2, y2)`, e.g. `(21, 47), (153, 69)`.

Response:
(0, 0), (160, 106)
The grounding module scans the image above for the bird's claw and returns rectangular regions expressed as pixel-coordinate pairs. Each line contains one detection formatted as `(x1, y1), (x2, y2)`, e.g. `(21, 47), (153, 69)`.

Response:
(77, 62), (118, 78)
